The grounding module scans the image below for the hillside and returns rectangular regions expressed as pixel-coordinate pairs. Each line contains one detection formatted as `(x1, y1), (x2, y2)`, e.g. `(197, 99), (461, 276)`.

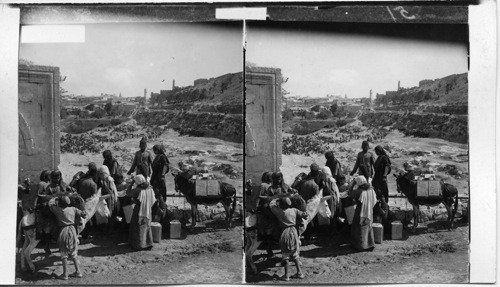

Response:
(418, 73), (468, 104)
(135, 110), (243, 143)
(376, 73), (468, 105)
(191, 72), (243, 104)
(151, 72), (243, 106)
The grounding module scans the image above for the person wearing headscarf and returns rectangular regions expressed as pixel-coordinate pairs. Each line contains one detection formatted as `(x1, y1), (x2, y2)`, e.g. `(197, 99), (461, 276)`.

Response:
(44, 170), (74, 196)
(150, 144), (170, 201)
(298, 163), (321, 202)
(102, 150), (121, 183)
(126, 175), (155, 250)
(77, 163), (99, 201)
(372, 145), (392, 203)
(320, 166), (341, 218)
(127, 137), (153, 179)
(348, 176), (377, 251)
(270, 197), (308, 281)
(325, 151), (343, 185)
(350, 141), (375, 182)
(265, 172), (294, 197)
(97, 165), (119, 223)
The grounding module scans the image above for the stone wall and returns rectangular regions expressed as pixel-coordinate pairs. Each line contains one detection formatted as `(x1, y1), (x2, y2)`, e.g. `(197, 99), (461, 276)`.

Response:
(18, 64), (61, 181)
(245, 67), (282, 184)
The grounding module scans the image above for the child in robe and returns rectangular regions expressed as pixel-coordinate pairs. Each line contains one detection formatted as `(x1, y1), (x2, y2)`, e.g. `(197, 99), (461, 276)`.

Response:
(270, 197), (308, 281)
(49, 196), (86, 280)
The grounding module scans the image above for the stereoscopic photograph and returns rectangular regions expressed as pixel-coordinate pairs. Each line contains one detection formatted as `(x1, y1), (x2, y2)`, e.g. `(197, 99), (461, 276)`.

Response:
(7, 3), (494, 286)
(244, 20), (470, 283)
(16, 17), (244, 284)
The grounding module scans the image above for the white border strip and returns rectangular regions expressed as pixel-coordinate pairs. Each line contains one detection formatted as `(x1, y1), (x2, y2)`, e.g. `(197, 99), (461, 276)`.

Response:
(0, 4), (20, 284)
(216, 8), (267, 20)
(21, 25), (86, 43)
(469, 0), (497, 283)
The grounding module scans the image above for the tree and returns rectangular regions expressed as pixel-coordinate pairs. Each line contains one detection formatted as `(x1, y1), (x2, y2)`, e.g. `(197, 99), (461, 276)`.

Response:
(310, 105), (321, 112)
(296, 109), (306, 119)
(304, 111), (315, 120)
(60, 107), (67, 119)
(92, 108), (106, 118)
(282, 108), (294, 121)
(317, 109), (332, 120)
(79, 110), (90, 119)
(104, 102), (113, 115)
(330, 103), (338, 116)
(85, 104), (95, 111)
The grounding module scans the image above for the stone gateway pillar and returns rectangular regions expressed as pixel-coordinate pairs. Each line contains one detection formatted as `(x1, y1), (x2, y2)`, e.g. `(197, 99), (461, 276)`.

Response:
(245, 67), (282, 184)
(18, 64), (61, 181)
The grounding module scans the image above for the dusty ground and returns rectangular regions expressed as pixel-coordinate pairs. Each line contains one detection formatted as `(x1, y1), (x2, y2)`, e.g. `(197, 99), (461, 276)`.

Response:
(16, 124), (244, 284)
(281, 127), (469, 210)
(246, 222), (469, 284)
(16, 223), (243, 284)
(58, 124), (243, 197)
(249, 122), (470, 284)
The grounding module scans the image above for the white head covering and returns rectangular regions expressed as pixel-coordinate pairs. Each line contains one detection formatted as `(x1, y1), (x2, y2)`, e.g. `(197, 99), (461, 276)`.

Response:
(99, 165), (111, 178)
(353, 176), (367, 190)
(321, 166), (333, 178)
(322, 166), (340, 209)
(134, 174), (146, 185)
(353, 176), (377, 221)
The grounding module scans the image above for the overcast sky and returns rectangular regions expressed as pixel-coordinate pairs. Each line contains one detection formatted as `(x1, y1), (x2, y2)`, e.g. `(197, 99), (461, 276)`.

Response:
(20, 22), (242, 97)
(246, 24), (468, 99)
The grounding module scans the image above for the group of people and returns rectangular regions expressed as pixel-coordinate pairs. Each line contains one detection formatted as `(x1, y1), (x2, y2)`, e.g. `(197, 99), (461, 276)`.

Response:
(17, 137), (172, 280)
(282, 128), (390, 156)
(249, 141), (392, 281)
(60, 134), (106, 154)
(61, 124), (165, 155)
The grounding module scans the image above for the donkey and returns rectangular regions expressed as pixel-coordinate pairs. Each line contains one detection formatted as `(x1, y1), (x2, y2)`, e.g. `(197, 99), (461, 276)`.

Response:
(171, 169), (237, 228)
(17, 192), (102, 273)
(394, 172), (459, 230)
(245, 192), (333, 275)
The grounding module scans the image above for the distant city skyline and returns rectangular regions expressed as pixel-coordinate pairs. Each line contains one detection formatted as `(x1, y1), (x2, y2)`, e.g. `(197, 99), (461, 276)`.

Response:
(20, 22), (243, 98)
(246, 24), (468, 99)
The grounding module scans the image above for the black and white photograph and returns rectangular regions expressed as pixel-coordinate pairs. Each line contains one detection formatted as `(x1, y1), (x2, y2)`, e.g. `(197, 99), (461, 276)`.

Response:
(16, 17), (244, 284)
(244, 18), (471, 283)
(0, 2), (496, 285)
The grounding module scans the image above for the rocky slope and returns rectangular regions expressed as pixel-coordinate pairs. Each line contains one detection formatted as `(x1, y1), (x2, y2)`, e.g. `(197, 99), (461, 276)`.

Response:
(135, 110), (243, 143)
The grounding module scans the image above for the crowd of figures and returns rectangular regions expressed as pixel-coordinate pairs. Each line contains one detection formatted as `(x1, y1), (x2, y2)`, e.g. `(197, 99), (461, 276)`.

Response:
(17, 137), (171, 280)
(60, 125), (165, 154)
(282, 129), (390, 156)
(246, 141), (393, 281)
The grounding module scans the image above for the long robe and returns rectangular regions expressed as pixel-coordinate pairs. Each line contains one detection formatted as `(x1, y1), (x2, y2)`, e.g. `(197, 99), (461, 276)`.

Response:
(372, 154), (391, 202)
(349, 188), (375, 251)
(127, 187), (154, 250)
(150, 153), (169, 200)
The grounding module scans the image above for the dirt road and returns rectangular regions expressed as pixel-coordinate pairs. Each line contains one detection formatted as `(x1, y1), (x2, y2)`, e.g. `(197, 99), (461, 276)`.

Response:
(16, 223), (243, 285)
(246, 222), (468, 284)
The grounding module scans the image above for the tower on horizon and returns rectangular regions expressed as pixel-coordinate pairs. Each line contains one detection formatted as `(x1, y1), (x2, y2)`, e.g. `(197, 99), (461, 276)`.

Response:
(398, 80), (401, 91)
(172, 80), (175, 90)
(369, 89), (373, 102)
(144, 88), (147, 105)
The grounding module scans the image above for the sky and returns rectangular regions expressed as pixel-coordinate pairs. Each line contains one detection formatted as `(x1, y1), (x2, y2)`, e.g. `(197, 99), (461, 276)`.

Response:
(246, 24), (469, 99)
(20, 22), (243, 97)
